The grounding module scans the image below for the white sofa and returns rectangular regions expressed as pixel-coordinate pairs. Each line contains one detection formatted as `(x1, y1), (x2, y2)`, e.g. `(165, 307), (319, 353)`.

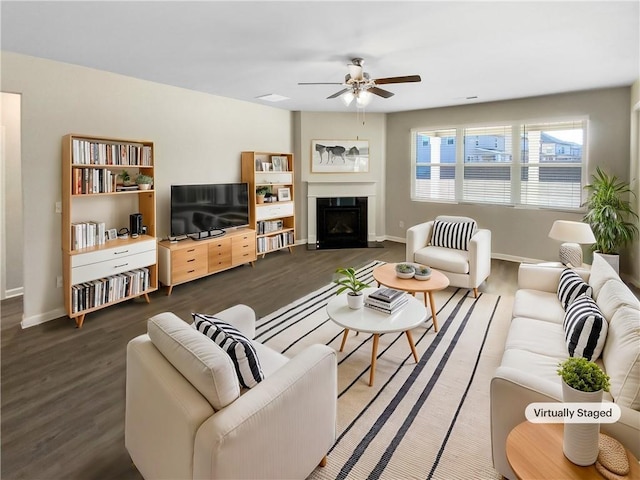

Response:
(491, 254), (640, 479)
(406, 215), (491, 297)
(126, 306), (337, 480)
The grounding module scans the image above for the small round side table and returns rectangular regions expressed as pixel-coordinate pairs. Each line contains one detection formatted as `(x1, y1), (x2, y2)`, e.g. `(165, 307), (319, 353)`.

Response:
(506, 421), (640, 480)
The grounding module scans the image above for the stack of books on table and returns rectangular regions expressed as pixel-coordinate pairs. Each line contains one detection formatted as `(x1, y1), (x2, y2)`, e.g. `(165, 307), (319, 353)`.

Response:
(365, 288), (408, 314)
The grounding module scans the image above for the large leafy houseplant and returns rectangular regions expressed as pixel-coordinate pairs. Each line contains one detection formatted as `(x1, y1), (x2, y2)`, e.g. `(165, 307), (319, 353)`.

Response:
(583, 167), (638, 255)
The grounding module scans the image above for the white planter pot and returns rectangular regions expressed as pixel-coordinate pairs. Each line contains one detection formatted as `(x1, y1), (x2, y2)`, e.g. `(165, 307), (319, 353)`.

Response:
(562, 381), (602, 466)
(346, 292), (364, 309)
(594, 252), (619, 274)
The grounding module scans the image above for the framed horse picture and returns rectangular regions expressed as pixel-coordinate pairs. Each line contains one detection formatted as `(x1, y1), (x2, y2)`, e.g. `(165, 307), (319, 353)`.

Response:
(311, 139), (369, 173)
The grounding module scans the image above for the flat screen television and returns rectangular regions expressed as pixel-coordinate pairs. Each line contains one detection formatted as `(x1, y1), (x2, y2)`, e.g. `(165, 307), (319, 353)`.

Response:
(171, 183), (250, 238)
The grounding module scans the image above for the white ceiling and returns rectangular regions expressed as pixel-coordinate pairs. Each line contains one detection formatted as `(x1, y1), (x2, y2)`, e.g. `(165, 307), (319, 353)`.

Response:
(2, 1), (638, 113)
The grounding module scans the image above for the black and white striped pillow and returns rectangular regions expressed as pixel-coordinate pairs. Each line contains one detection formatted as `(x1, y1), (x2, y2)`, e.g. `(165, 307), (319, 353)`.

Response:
(563, 294), (608, 361)
(557, 268), (593, 310)
(430, 220), (477, 251)
(192, 313), (264, 389)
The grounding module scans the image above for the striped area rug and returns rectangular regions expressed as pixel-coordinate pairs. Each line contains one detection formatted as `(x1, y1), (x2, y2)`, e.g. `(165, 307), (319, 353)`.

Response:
(255, 261), (514, 480)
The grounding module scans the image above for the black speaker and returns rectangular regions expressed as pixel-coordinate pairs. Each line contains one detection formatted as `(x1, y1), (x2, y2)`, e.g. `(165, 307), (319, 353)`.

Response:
(130, 213), (143, 236)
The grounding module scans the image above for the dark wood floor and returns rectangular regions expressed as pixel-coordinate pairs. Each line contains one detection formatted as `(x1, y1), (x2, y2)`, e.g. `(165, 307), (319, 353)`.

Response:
(1, 241), (519, 480)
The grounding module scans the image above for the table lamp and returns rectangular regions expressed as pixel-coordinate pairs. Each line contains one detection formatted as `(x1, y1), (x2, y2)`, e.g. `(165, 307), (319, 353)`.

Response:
(548, 220), (596, 267)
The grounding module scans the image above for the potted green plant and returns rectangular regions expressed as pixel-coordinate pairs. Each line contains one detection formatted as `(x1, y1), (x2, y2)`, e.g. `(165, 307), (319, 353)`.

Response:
(119, 169), (132, 186)
(414, 265), (431, 281)
(256, 186), (270, 204)
(135, 174), (153, 190)
(557, 357), (611, 466)
(583, 167), (638, 272)
(395, 263), (415, 279)
(333, 267), (370, 309)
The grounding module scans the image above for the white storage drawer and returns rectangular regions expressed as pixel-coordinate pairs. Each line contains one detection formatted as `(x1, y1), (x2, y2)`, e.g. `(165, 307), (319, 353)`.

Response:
(72, 249), (156, 285)
(71, 239), (156, 268)
(256, 202), (294, 221)
(254, 172), (293, 185)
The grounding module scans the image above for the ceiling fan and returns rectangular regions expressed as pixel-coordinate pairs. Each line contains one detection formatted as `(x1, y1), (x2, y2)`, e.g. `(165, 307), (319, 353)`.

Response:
(298, 57), (421, 107)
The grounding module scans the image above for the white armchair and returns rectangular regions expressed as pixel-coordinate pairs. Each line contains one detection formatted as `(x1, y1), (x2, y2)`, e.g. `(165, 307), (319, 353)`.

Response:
(406, 215), (491, 297)
(125, 306), (337, 479)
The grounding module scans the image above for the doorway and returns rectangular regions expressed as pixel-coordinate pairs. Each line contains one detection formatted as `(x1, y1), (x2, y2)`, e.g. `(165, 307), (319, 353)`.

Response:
(1, 92), (23, 300)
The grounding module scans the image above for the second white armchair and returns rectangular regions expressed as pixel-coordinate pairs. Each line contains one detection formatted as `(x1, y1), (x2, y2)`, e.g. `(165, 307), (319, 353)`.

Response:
(406, 215), (491, 297)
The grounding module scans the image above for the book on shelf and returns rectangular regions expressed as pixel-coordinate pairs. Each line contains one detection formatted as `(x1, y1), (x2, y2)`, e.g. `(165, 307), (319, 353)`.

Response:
(116, 185), (139, 191)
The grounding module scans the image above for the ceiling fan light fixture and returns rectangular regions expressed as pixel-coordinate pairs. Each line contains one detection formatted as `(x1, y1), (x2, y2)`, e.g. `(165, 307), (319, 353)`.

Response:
(348, 63), (363, 82)
(355, 90), (372, 108)
(341, 91), (355, 106)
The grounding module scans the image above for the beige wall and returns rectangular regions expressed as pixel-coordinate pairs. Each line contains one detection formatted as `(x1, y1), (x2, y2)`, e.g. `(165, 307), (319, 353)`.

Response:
(296, 111), (386, 240)
(629, 79), (640, 286)
(0, 92), (23, 298)
(386, 88), (633, 269)
(1, 52), (293, 326)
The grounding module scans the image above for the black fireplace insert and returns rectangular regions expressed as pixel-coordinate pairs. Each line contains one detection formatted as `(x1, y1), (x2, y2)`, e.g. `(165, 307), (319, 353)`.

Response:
(316, 197), (368, 249)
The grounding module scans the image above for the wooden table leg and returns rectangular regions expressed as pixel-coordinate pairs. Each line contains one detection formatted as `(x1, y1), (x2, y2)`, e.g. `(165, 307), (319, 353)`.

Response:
(339, 329), (350, 352)
(369, 334), (380, 386)
(427, 292), (439, 332)
(405, 330), (419, 363)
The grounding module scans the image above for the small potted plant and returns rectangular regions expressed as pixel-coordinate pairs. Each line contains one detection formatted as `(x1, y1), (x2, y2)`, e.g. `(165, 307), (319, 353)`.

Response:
(395, 263), (415, 279)
(256, 186), (270, 204)
(119, 169), (132, 186)
(414, 265), (431, 281)
(334, 267), (370, 309)
(557, 357), (610, 466)
(135, 174), (153, 190)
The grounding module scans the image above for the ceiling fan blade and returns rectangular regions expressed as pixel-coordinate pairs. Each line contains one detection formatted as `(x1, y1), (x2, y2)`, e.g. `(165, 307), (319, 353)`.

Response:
(368, 87), (395, 98)
(327, 88), (350, 99)
(374, 75), (422, 85)
(298, 82), (343, 85)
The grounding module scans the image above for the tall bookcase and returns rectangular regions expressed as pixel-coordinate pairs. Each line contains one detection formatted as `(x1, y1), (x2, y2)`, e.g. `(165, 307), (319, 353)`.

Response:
(241, 151), (295, 256)
(61, 134), (158, 328)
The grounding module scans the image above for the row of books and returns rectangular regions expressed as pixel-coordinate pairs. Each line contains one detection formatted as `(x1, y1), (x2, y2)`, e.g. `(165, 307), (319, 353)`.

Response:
(364, 287), (408, 314)
(257, 231), (294, 253)
(257, 219), (284, 234)
(72, 221), (106, 250)
(71, 268), (150, 313)
(72, 139), (152, 166)
(72, 168), (117, 194)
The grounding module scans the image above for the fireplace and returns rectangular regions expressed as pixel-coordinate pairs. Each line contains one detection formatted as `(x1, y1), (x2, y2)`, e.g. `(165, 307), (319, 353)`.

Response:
(316, 197), (368, 249)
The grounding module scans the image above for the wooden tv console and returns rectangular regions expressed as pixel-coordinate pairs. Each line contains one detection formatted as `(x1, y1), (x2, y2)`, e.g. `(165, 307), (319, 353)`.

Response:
(158, 228), (256, 295)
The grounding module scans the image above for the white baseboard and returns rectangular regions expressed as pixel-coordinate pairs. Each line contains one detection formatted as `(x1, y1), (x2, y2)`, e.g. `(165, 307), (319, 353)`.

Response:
(2, 286), (23, 299)
(21, 307), (66, 329)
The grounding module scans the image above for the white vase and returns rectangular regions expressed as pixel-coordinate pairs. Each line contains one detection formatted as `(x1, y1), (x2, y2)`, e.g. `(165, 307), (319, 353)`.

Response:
(346, 292), (364, 309)
(562, 381), (602, 466)
(138, 183), (152, 190)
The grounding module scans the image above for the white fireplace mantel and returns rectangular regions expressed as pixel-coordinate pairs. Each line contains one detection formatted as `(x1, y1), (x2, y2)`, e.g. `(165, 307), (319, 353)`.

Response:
(307, 182), (377, 245)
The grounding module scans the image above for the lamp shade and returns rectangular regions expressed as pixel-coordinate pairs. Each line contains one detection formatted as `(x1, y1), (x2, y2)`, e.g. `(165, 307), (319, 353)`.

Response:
(548, 221), (596, 244)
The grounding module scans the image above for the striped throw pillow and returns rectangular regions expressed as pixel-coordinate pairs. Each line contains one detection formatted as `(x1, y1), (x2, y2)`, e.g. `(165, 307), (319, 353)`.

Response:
(430, 220), (477, 251)
(193, 313), (264, 389)
(563, 294), (608, 361)
(557, 268), (593, 310)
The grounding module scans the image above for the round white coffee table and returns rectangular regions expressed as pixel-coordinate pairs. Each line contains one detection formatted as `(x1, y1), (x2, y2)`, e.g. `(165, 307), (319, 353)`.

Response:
(326, 287), (427, 386)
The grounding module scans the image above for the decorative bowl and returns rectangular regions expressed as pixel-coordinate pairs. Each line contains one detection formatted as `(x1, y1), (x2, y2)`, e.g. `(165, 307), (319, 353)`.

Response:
(395, 263), (415, 279)
(414, 265), (432, 281)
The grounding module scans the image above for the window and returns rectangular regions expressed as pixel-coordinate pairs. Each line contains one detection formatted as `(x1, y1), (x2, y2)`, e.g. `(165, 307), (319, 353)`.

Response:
(412, 119), (587, 210)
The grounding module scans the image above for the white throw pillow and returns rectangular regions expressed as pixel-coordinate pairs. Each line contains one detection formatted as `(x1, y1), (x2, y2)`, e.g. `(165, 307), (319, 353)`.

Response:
(147, 312), (240, 410)
(563, 294), (608, 361)
(193, 313), (265, 389)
